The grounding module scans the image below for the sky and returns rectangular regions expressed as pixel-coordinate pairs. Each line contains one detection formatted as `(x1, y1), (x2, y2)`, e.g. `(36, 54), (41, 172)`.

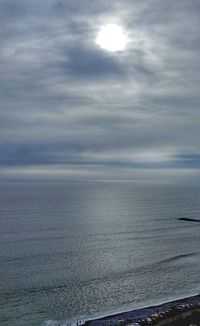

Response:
(0, 0), (200, 181)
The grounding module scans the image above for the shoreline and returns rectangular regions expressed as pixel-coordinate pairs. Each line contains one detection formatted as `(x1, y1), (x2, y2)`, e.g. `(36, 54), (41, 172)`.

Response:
(85, 293), (200, 326)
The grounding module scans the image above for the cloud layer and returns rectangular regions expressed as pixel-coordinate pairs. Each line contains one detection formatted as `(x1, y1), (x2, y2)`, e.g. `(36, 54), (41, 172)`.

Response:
(0, 0), (200, 181)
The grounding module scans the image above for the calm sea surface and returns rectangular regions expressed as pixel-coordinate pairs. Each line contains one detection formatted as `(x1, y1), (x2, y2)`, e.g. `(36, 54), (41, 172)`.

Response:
(0, 181), (200, 326)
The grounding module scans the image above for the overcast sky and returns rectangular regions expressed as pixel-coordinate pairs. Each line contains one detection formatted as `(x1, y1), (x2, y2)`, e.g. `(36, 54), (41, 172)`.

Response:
(0, 0), (200, 181)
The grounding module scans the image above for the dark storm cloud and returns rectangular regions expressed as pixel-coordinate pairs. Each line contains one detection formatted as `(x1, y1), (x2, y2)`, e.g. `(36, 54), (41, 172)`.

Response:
(0, 0), (200, 180)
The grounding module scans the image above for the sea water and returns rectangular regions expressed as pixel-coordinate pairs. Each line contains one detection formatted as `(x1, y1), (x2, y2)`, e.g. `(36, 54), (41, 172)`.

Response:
(0, 181), (200, 326)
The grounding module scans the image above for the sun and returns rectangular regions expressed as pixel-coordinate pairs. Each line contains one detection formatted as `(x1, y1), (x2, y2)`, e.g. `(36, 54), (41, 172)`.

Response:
(96, 23), (128, 52)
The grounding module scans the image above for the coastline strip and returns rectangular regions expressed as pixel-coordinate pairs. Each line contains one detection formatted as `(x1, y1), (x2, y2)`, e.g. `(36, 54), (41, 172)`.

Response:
(85, 294), (200, 326)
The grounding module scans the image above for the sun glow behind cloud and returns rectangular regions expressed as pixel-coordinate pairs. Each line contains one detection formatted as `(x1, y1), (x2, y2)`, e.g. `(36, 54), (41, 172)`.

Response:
(96, 23), (128, 52)
(1, 1), (200, 181)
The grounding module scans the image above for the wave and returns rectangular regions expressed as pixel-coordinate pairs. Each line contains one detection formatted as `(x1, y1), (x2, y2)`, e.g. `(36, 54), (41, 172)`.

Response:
(43, 320), (60, 326)
(2, 250), (199, 299)
(156, 252), (199, 265)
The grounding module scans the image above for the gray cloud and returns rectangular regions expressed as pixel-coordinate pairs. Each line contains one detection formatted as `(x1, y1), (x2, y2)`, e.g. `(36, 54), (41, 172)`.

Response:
(64, 45), (126, 79)
(0, 0), (200, 181)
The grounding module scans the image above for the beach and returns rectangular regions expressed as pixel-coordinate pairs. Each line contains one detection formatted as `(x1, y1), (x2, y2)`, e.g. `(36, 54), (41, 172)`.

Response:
(85, 294), (200, 326)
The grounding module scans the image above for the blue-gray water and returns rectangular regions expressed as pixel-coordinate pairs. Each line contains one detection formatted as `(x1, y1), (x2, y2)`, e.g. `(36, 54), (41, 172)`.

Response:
(0, 181), (200, 326)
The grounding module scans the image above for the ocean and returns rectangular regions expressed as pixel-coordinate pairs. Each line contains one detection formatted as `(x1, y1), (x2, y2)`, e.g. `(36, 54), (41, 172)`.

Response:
(0, 181), (200, 326)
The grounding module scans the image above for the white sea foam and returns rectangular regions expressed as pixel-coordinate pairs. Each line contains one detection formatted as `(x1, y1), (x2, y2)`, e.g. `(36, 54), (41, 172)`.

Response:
(43, 320), (62, 326)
